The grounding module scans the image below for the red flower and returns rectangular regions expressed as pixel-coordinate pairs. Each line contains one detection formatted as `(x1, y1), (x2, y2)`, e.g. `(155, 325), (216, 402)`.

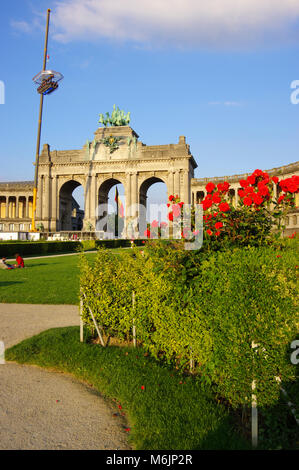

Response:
(272, 176), (279, 184)
(144, 228), (151, 237)
(277, 194), (285, 204)
(243, 197), (253, 206)
(215, 222), (223, 230)
(257, 184), (269, 197)
(219, 202), (230, 212)
(212, 194), (221, 204)
(238, 189), (245, 198)
(202, 199), (213, 211)
(240, 179), (249, 188)
(206, 182), (216, 193)
(252, 193), (264, 205)
(141, 385), (145, 390)
(206, 229), (213, 236)
(125, 428), (131, 432)
(168, 212), (174, 221)
(247, 175), (256, 185)
(118, 405), (122, 410)
(169, 195), (175, 201)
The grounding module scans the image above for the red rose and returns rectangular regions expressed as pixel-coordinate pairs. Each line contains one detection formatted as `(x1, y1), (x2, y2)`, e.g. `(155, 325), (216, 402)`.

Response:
(212, 194), (221, 204)
(258, 185), (269, 197)
(215, 222), (223, 230)
(271, 176), (279, 184)
(247, 175), (256, 185)
(243, 197), (253, 206)
(202, 199), (213, 211)
(169, 195), (175, 201)
(219, 202), (230, 212)
(168, 212), (174, 221)
(206, 182), (216, 193)
(238, 189), (245, 198)
(206, 229), (213, 236)
(240, 179), (249, 188)
(252, 193), (264, 205)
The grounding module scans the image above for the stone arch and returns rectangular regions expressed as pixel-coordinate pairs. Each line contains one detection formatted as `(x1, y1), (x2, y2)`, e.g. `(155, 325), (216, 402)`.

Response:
(59, 179), (85, 231)
(97, 177), (126, 235)
(139, 176), (168, 209)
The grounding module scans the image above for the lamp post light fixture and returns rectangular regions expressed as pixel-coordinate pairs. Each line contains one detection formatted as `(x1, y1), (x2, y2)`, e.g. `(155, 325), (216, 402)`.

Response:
(31, 8), (63, 232)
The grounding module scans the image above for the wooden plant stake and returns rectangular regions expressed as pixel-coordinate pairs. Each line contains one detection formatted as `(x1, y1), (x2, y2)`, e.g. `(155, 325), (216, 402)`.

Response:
(132, 291), (137, 348)
(83, 293), (106, 347)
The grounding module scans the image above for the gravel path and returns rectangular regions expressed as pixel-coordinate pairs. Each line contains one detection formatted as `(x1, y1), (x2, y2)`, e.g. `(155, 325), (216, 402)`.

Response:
(0, 303), (130, 450)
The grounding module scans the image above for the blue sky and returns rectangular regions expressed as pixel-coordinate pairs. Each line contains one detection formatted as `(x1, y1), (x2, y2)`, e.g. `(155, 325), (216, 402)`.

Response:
(1, 0), (299, 210)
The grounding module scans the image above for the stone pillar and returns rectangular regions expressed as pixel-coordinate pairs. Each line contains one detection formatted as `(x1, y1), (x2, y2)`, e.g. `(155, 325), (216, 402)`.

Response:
(84, 176), (91, 227)
(25, 196), (29, 218)
(50, 175), (57, 232)
(235, 188), (239, 208)
(36, 176), (43, 220)
(168, 171), (174, 198)
(174, 171), (180, 197)
(89, 174), (97, 229)
(42, 175), (50, 227)
(182, 171), (190, 204)
(131, 172), (138, 217)
(5, 196), (9, 219)
(15, 196), (19, 218)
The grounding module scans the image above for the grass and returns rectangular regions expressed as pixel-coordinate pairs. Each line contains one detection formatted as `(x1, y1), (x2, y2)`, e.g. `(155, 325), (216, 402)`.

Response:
(0, 252), (97, 304)
(0, 248), (133, 305)
(6, 326), (250, 450)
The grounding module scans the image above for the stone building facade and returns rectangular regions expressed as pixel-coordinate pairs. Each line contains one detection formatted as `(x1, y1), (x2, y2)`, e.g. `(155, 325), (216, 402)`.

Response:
(0, 124), (298, 236)
(191, 161), (299, 237)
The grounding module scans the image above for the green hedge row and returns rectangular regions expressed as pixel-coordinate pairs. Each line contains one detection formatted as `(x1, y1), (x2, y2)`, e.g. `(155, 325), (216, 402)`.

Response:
(0, 238), (144, 257)
(80, 238), (299, 408)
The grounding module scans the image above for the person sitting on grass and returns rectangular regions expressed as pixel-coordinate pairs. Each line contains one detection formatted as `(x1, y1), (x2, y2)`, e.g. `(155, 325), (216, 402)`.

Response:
(0, 257), (15, 269)
(14, 253), (25, 268)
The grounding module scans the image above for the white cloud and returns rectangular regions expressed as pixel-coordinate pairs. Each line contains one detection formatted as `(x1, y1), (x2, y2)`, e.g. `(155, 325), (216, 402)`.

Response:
(48, 0), (299, 48)
(11, 20), (33, 34)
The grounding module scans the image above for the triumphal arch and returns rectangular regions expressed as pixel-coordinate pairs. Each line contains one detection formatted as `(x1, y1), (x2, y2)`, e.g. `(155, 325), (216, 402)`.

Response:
(36, 113), (197, 235)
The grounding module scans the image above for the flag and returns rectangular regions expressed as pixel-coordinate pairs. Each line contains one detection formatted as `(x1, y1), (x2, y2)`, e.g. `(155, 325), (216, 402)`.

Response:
(115, 186), (124, 217)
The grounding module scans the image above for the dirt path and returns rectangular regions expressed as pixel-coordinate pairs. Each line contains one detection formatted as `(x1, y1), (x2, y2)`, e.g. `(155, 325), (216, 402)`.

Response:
(0, 303), (130, 450)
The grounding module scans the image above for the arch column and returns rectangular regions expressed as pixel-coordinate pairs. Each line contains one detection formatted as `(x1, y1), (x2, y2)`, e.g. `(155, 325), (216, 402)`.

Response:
(50, 175), (57, 232)
(168, 170), (174, 198)
(15, 196), (19, 219)
(36, 176), (43, 220)
(5, 196), (9, 218)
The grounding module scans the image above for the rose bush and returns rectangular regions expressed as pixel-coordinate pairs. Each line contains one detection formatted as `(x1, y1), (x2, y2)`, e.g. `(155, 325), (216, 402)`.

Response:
(166, 169), (299, 247)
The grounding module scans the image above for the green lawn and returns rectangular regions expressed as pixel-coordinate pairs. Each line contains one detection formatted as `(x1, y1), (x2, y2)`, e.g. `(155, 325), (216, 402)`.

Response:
(0, 252), (97, 304)
(6, 327), (249, 450)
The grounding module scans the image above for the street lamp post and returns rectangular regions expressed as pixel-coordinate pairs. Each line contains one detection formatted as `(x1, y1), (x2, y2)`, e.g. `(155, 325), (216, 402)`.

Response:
(31, 8), (63, 232)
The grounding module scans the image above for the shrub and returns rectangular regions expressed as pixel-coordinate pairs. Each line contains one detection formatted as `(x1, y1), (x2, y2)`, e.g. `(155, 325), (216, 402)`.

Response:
(80, 238), (299, 408)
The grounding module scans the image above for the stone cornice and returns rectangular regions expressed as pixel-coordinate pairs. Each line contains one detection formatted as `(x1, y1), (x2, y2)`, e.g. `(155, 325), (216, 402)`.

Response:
(191, 161), (299, 186)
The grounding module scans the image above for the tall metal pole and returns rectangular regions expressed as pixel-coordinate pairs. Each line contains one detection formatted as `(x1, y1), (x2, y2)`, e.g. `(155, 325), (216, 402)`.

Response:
(31, 8), (51, 232)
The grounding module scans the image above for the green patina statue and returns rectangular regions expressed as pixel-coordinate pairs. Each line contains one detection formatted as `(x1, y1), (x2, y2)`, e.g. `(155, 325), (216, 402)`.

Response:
(99, 104), (131, 127)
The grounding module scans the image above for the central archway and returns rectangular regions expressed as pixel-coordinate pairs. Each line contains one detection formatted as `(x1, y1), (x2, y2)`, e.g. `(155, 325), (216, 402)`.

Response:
(59, 180), (85, 231)
(97, 178), (125, 237)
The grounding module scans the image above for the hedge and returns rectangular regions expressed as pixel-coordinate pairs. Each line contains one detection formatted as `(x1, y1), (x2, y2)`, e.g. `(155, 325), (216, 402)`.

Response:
(0, 238), (144, 257)
(80, 238), (299, 408)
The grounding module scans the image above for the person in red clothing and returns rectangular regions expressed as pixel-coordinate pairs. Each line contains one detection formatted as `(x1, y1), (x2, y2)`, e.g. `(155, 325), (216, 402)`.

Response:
(14, 253), (25, 268)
